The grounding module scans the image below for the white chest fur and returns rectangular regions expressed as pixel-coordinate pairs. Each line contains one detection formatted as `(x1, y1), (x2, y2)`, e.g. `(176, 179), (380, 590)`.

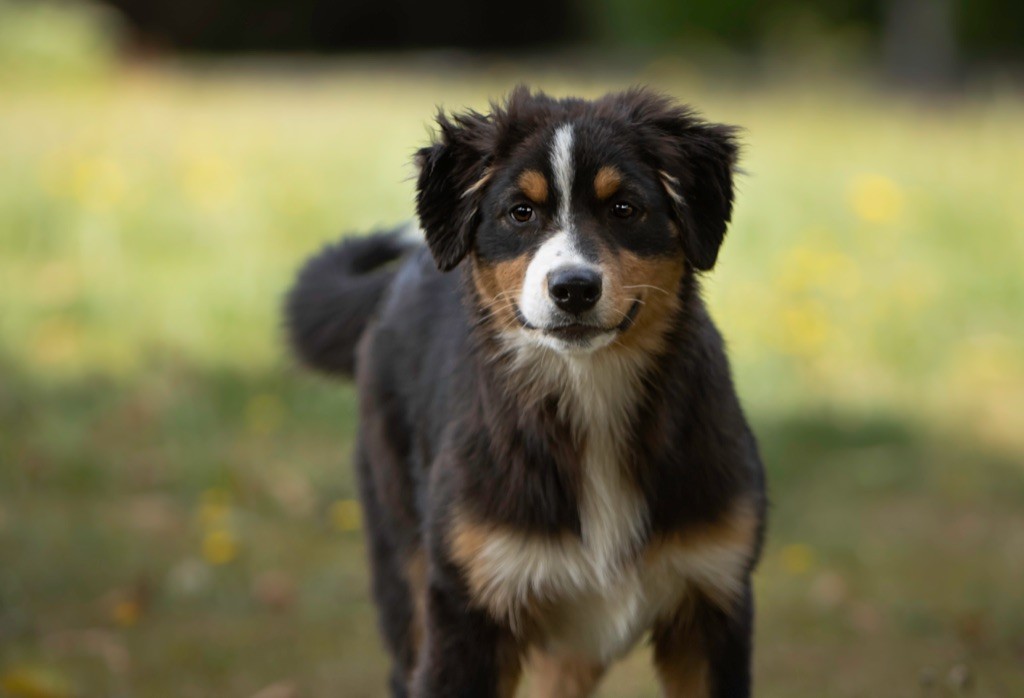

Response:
(450, 499), (757, 662)
(449, 347), (755, 661)
(536, 418), (651, 661)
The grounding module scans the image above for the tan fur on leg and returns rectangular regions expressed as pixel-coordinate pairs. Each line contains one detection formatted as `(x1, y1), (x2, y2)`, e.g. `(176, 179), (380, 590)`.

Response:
(652, 599), (711, 698)
(528, 650), (606, 698)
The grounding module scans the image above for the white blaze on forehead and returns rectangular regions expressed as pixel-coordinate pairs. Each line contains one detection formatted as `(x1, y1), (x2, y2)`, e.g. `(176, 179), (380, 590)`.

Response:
(551, 123), (575, 231)
(510, 122), (614, 352)
(518, 123), (585, 331)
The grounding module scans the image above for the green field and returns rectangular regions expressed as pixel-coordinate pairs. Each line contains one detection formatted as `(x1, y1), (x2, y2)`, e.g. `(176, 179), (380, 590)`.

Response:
(1, 60), (1023, 697)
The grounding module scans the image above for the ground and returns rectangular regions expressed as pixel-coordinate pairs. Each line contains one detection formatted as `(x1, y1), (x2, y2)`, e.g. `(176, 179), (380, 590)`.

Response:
(1, 61), (1022, 697)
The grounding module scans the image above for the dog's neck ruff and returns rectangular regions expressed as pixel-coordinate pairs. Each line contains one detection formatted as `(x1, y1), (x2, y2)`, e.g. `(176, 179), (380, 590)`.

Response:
(506, 342), (651, 570)
(474, 343), (656, 658)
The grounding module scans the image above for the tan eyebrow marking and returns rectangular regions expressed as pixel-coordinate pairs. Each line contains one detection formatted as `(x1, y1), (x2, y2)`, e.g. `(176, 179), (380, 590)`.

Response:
(594, 166), (622, 200)
(518, 169), (548, 203)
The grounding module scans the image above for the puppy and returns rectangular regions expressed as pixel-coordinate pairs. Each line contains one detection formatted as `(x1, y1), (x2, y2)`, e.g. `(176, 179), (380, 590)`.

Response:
(285, 86), (767, 698)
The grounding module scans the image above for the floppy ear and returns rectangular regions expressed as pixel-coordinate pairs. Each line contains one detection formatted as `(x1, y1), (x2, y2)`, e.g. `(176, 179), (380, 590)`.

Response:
(657, 120), (739, 271)
(415, 110), (495, 272)
(625, 92), (739, 271)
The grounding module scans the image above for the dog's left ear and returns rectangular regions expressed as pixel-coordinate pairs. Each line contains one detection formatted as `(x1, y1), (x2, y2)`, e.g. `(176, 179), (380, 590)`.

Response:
(628, 94), (740, 271)
(415, 110), (495, 272)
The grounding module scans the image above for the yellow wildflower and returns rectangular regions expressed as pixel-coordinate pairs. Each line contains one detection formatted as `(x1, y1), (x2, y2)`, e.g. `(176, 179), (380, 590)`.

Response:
(330, 499), (362, 532)
(776, 244), (861, 298)
(1, 666), (72, 698)
(847, 173), (904, 224)
(779, 300), (830, 356)
(781, 543), (815, 575)
(112, 599), (141, 627)
(29, 317), (82, 368)
(202, 529), (239, 565)
(69, 155), (126, 213)
(179, 153), (236, 209)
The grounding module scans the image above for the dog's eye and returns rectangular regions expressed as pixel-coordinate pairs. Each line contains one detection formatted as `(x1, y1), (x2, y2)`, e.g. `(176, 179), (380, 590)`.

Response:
(611, 202), (636, 219)
(509, 204), (534, 223)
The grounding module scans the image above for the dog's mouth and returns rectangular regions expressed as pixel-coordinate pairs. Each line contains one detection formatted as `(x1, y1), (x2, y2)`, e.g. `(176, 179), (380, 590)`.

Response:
(513, 298), (642, 343)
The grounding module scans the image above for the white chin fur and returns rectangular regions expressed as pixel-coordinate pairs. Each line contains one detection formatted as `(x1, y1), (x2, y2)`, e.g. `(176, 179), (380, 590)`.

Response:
(533, 329), (617, 355)
(499, 326), (617, 359)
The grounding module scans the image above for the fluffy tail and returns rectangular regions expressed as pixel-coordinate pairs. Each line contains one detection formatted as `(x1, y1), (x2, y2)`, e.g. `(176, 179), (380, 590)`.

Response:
(285, 228), (414, 378)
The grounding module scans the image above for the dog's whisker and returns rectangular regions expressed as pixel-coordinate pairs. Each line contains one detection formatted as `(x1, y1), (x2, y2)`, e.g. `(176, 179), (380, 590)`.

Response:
(622, 282), (671, 292)
(478, 289), (524, 312)
(482, 302), (520, 322)
(477, 295), (519, 314)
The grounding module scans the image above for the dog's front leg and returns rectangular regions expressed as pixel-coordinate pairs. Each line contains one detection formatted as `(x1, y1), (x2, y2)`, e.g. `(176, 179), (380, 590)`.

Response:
(652, 583), (754, 698)
(410, 576), (521, 698)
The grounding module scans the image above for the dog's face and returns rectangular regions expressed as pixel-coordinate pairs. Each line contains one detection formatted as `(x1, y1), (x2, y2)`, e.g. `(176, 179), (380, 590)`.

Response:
(416, 87), (739, 356)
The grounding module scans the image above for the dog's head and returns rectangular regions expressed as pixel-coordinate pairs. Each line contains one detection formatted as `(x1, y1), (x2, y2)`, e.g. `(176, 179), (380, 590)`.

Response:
(415, 86), (739, 356)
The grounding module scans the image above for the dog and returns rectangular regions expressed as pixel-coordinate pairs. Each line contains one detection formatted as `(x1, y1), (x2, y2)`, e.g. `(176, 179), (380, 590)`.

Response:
(285, 86), (767, 697)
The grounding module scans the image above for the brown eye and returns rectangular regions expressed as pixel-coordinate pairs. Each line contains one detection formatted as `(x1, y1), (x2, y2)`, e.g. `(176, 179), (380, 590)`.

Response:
(611, 202), (636, 219)
(509, 204), (534, 223)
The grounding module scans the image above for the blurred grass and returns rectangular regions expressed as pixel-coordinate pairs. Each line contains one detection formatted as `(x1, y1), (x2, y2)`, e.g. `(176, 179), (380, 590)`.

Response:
(1, 56), (1023, 697)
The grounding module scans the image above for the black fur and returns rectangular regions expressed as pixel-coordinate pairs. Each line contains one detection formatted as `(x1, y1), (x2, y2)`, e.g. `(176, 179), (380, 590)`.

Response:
(284, 229), (413, 376)
(619, 88), (740, 271)
(285, 86), (766, 698)
(415, 85), (740, 274)
(415, 110), (494, 271)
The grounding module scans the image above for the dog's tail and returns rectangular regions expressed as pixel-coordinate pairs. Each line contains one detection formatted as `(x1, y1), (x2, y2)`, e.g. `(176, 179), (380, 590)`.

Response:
(285, 226), (416, 378)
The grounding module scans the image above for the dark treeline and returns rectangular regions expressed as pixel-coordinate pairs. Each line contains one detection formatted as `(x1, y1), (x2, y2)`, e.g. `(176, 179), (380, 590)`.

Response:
(102, 0), (576, 52)
(104, 0), (1023, 80)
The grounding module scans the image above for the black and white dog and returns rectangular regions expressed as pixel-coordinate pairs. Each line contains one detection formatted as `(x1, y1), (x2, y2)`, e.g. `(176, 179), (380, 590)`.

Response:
(286, 86), (767, 697)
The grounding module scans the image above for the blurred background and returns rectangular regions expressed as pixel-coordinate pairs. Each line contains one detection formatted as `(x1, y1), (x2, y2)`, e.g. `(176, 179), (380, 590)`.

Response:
(1, 0), (1022, 696)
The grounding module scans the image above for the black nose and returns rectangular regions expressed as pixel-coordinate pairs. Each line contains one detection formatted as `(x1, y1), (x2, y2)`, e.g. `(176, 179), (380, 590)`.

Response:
(548, 266), (603, 315)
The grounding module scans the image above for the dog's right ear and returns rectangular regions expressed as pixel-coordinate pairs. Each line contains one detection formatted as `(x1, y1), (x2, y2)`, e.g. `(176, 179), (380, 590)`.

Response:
(415, 110), (495, 272)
